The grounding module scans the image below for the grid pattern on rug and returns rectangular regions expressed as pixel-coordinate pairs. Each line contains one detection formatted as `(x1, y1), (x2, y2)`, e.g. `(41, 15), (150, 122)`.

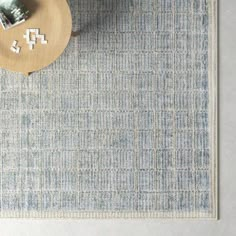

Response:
(0, 0), (216, 218)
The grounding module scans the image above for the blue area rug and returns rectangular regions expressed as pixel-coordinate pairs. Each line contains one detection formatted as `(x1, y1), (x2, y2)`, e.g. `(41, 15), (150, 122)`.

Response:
(0, 0), (217, 218)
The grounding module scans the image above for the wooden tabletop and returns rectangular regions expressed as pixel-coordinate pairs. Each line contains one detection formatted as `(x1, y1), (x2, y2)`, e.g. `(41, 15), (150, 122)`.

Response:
(0, 0), (72, 75)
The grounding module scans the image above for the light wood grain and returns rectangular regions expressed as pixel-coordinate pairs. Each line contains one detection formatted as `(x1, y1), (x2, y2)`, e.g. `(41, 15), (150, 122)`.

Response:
(0, 0), (72, 75)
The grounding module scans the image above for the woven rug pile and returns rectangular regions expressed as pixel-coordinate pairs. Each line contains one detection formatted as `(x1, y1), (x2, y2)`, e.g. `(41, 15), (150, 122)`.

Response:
(0, 0), (217, 218)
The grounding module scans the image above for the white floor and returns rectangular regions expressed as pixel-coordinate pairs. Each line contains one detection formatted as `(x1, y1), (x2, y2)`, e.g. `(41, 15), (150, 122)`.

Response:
(0, 0), (235, 235)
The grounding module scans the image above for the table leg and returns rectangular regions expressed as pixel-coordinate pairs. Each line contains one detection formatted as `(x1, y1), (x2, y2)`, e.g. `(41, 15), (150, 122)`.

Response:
(71, 30), (79, 37)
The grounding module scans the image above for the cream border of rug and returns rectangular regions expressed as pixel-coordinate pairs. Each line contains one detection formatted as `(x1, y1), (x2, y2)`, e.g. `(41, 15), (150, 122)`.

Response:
(0, 0), (218, 219)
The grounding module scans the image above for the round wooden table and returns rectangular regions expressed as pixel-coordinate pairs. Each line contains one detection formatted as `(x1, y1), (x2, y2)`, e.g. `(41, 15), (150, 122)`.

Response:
(0, 0), (72, 76)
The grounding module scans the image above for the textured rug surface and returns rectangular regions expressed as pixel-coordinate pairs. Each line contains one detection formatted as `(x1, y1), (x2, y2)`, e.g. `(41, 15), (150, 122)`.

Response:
(0, 0), (217, 218)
